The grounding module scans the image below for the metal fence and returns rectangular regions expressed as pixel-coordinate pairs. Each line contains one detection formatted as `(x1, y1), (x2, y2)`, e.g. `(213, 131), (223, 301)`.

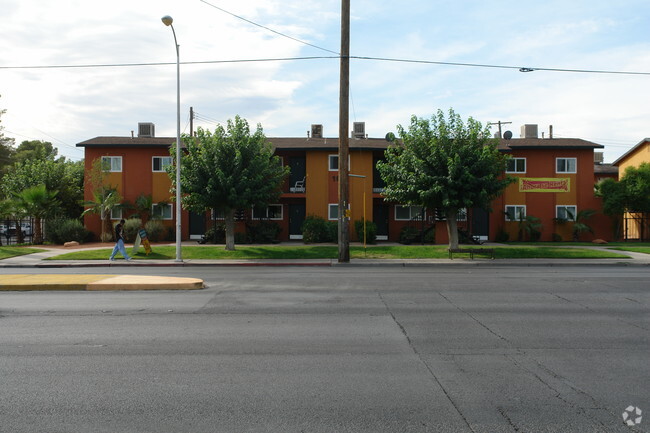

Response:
(0, 219), (40, 246)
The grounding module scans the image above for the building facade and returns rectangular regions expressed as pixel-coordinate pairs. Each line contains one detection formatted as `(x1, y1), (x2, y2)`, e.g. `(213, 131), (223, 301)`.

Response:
(78, 123), (614, 243)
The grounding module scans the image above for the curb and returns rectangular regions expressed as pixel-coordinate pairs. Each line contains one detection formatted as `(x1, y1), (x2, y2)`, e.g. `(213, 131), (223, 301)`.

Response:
(0, 274), (204, 291)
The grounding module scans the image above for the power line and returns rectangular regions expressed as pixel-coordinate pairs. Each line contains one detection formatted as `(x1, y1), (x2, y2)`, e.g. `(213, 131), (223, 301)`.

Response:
(2, 55), (649, 76)
(199, 0), (339, 55)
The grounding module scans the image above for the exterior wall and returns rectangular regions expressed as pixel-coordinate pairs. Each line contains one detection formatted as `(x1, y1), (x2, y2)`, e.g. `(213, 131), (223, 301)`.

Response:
(490, 148), (611, 241)
(615, 140), (650, 240)
(82, 147), (184, 241)
(617, 141), (650, 174)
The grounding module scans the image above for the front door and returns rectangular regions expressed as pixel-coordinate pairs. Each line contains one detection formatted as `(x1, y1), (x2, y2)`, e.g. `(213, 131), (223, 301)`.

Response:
(373, 203), (389, 240)
(288, 203), (306, 240)
(189, 211), (205, 240)
(471, 208), (489, 241)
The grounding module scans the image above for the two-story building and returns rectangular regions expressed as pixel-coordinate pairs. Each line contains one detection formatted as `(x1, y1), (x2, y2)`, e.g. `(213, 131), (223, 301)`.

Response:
(77, 122), (614, 243)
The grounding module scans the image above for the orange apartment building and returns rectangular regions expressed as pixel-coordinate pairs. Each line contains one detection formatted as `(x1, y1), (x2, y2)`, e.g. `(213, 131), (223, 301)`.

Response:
(612, 138), (650, 240)
(77, 122), (614, 243)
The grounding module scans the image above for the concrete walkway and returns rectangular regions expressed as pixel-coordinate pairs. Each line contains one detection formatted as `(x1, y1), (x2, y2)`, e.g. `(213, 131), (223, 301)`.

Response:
(0, 242), (648, 291)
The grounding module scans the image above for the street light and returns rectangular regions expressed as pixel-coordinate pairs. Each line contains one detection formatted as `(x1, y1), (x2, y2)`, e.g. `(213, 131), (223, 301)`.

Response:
(161, 15), (182, 262)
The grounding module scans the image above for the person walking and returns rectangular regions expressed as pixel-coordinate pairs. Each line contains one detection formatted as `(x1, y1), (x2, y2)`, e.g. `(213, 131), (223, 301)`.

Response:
(109, 219), (132, 261)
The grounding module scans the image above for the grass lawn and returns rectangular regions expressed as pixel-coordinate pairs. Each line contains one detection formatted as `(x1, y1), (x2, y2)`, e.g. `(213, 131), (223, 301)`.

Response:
(609, 247), (650, 255)
(46, 244), (629, 260)
(0, 246), (46, 260)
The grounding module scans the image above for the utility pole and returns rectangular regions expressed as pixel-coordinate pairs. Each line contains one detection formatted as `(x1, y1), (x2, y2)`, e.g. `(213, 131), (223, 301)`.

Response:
(338, 0), (350, 263)
(189, 106), (194, 137)
(488, 121), (512, 138)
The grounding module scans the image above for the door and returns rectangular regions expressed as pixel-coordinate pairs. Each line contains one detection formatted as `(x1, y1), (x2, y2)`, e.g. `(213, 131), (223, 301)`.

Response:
(471, 208), (489, 241)
(189, 211), (205, 240)
(289, 157), (306, 192)
(373, 203), (389, 240)
(288, 203), (306, 240)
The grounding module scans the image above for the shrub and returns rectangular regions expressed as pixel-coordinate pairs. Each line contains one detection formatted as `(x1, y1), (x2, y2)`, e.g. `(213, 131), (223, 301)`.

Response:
(248, 220), (281, 243)
(354, 219), (377, 244)
(204, 224), (226, 244)
(144, 219), (165, 242)
(552, 233), (563, 242)
(45, 218), (90, 244)
(399, 226), (419, 244)
(302, 215), (337, 243)
(123, 218), (142, 242)
(495, 228), (509, 243)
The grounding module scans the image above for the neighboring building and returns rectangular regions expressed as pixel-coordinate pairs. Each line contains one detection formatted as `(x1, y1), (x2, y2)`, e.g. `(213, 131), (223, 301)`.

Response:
(77, 122), (614, 243)
(612, 138), (650, 240)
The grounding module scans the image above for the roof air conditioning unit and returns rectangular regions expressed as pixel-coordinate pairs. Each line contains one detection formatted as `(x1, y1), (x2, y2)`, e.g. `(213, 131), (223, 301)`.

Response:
(138, 122), (155, 138)
(520, 124), (538, 139)
(353, 122), (366, 139)
(311, 124), (323, 138)
(594, 152), (604, 164)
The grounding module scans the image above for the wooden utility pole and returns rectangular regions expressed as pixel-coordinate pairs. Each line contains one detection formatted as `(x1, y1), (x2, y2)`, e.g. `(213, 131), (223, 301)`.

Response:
(189, 106), (194, 137)
(338, 0), (350, 263)
(488, 121), (511, 138)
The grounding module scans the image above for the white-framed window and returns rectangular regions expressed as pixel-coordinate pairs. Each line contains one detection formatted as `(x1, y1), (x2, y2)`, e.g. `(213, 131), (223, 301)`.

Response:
(110, 207), (122, 220)
(328, 204), (339, 220)
(101, 156), (122, 172)
(252, 204), (283, 220)
(556, 157), (577, 173)
(556, 205), (577, 221)
(328, 155), (339, 171)
(152, 156), (173, 172)
(395, 205), (425, 221)
(211, 208), (225, 220)
(152, 203), (173, 220)
(505, 205), (526, 221)
(506, 158), (526, 173)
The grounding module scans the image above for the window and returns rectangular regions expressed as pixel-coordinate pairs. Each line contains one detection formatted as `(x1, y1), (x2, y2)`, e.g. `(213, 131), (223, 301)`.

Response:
(328, 204), (339, 220)
(152, 203), (173, 220)
(556, 158), (577, 173)
(329, 155), (338, 171)
(153, 156), (173, 172)
(252, 204), (283, 220)
(110, 207), (122, 220)
(506, 158), (526, 173)
(211, 208), (225, 220)
(101, 156), (122, 172)
(395, 205), (424, 221)
(556, 205), (577, 221)
(505, 205), (526, 221)
(434, 208), (466, 221)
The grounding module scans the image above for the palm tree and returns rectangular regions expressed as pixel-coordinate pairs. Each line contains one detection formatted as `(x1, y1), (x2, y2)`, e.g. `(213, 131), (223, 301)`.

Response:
(17, 184), (60, 244)
(567, 208), (596, 241)
(517, 211), (542, 242)
(81, 187), (122, 242)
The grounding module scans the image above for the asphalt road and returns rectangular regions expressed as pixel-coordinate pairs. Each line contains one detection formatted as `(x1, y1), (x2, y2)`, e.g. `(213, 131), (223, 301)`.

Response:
(0, 265), (648, 432)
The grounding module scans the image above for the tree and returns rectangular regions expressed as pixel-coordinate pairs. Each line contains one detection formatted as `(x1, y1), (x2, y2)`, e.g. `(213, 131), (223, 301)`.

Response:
(13, 140), (60, 164)
(17, 184), (60, 244)
(0, 95), (16, 176)
(597, 163), (650, 239)
(173, 116), (289, 250)
(81, 158), (122, 242)
(1, 158), (84, 219)
(568, 208), (596, 241)
(377, 108), (514, 249)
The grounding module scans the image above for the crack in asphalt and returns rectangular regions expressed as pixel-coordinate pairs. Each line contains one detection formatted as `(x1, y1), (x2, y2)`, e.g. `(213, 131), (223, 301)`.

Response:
(376, 290), (476, 433)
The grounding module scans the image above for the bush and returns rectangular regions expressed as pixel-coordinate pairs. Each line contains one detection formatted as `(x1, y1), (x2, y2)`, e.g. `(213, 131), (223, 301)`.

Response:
(248, 221), (281, 243)
(302, 215), (337, 243)
(204, 224), (226, 244)
(495, 228), (509, 243)
(399, 226), (419, 244)
(45, 218), (90, 244)
(123, 218), (142, 242)
(552, 233), (563, 242)
(354, 219), (377, 244)
(144, 219), (165, 242)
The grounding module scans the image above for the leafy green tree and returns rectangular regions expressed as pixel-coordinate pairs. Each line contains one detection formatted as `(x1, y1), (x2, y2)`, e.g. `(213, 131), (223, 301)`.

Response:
(0, 96), (16, 176)
(517, 213), (542, 242)
(0, 158), (83, 219)
(17, 184), (60, 244)
(173, 116), (289, 250)
(567, 208), (596, 241)
(81, 158), (122, 242)
(13, 140), (60, 164)
(377, 108), (514, 248)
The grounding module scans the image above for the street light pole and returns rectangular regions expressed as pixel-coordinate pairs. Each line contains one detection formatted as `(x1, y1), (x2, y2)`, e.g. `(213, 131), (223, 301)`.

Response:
(161, 15), (182, 263)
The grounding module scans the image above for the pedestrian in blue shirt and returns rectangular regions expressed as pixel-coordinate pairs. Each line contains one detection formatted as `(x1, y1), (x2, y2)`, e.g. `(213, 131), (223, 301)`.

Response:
(109, 219), (132, 261)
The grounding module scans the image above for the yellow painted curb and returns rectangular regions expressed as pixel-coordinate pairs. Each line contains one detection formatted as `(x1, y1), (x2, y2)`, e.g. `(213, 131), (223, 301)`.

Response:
(0, 275), (203, 291)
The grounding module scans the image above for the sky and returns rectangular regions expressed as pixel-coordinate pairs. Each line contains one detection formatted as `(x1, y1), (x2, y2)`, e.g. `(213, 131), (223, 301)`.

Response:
(1, 0), (649, 163)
